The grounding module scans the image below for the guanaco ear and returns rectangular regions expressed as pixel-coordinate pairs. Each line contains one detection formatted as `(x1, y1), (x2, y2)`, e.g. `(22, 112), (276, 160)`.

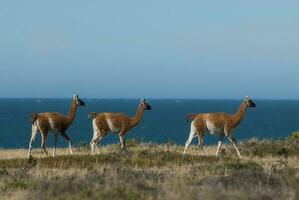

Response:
(244, 96), (250, 101)
(140, 98), (145, 103)
(73, 94), (79, 100)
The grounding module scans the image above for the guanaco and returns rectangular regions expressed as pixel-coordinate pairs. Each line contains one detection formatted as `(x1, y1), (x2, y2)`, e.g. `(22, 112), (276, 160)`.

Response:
(89, 99), (151, 155)
(184, 97), (256, 157)
(28, 94), (85, 157)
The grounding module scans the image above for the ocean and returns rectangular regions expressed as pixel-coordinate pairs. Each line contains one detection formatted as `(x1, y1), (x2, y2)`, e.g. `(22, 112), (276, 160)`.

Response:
(0, 99), (298, 149)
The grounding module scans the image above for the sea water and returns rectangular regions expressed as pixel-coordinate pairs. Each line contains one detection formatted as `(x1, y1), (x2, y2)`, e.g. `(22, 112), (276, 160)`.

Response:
(0, 99), (298, 148)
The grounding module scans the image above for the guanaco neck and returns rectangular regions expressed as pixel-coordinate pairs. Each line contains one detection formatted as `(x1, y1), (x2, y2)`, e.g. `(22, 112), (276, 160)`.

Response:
(130, 104), (145, 128)
(232, 102), (248, 127)
(66, 100), (78, 125)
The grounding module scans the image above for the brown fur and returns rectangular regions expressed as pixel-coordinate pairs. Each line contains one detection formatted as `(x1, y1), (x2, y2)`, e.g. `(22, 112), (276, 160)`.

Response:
(90, 99), (151, 154)
(27, 95), (85, 157)
(183, 97), (256, 157)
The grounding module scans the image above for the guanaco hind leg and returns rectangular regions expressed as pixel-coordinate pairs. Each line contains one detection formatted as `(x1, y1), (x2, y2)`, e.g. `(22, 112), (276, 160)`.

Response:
(91, 132), (105, 155)
(183, 121), (197, 154)
(184, 120), (206, 154)
(40, 128), (49, 156)
(197, 133), (205, 150)
(28, 121), (39, 158)
(90, 119), (106, 155)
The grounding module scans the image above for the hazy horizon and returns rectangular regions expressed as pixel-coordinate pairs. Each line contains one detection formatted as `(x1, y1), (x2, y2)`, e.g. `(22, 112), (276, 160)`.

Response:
(0, 97), (298, 100)
(1, 1), (298, 99)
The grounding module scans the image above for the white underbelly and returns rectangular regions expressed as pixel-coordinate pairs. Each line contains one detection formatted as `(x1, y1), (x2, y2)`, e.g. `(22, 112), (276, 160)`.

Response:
(48, 118), (58, 133)
(106, 119), (121, 133)
(206, 120), (223, 134)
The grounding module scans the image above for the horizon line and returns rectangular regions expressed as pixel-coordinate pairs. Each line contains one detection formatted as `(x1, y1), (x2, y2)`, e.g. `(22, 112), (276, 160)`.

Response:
(0, 97), (298, 101)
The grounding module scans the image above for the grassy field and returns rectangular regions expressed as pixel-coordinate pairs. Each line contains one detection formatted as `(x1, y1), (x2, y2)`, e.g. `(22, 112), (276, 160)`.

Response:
(0, 133), (298, 200)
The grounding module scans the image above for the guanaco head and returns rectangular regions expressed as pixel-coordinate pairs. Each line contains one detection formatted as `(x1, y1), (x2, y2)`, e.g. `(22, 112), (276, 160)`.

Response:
(73, 94), (85, 106)
(140, 98), (152, 110)
(244, 96), (256, 108)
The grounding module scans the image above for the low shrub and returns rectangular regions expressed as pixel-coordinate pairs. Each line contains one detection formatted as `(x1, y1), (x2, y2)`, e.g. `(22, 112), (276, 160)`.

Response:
(242, 136), (299, 157)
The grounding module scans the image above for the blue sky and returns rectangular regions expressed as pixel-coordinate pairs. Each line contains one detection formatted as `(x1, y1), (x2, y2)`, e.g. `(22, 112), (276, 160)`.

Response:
(0, 1), (298, 99)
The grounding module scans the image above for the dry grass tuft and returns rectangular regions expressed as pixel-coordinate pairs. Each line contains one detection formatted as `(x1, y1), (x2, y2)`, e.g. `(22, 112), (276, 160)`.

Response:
(0, 134), (298, 200)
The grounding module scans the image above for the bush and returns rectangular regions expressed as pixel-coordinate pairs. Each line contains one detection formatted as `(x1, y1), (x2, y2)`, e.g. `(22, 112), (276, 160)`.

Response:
(190, 160), (262, 177)
(26, 170), (158, 200)
(198, 169), (292, 200)
(242, 137), (299, 157)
